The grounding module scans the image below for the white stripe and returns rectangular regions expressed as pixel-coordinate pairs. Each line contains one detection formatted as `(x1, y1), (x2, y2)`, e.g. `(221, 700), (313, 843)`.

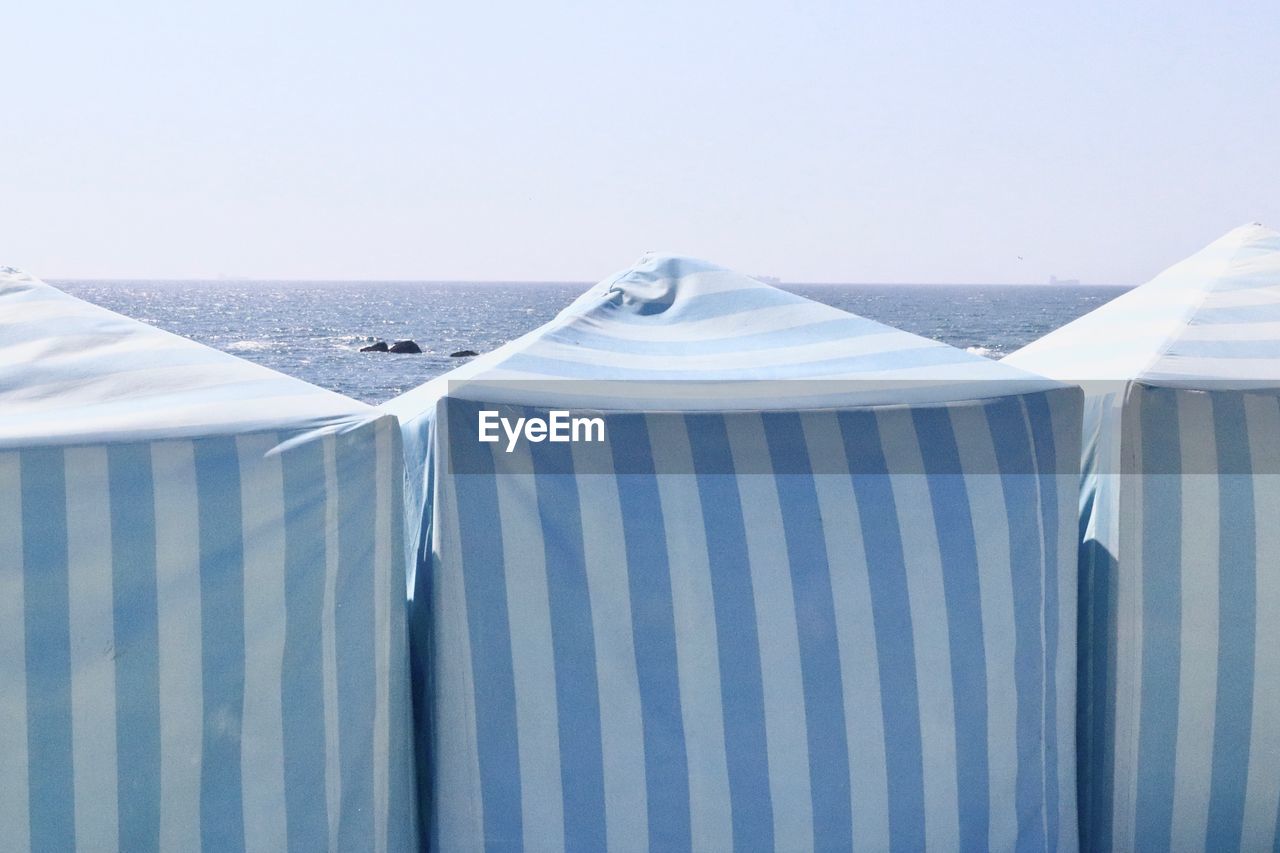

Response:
(1178, 320), (1280, 341)
(0, 295), (118, 326)
(0, 453), (30, 852)
(237, 433), (288, 853)
(724, 413), (813, 850)
(647, 416), (732, 852)
(569, 439), (648, 853)
(64, 447), (119, 852)
(1017, 397), (1051, 847)
(373, 421), (393, 853)
(153, 440), (203, 852)
(1049, 389), (1082, 852)
(492, 440), (564, 851)
(0, 366), (361, 419)
(453, 371), (1036, 414)
(479, 356), (1010, 385)
(451, 373), (964, 410)
(571, 301), (856, 342)
(433, 452), (484, 845)
(1201, 288), (1280, 309)
(876, 407), (961, 851)
(0, 393), (367, 453)
(1150, 355), (1280, 381)
(799, 412), (891, 851)
(1078, 392), (1124, 842)
(321, 436), (342, 852)
(1169, 392), (1219, 845)
(1241, 396), (1280, 849)
(524, 329), (924, 370)
(1111, 388), (1149, 851)
(949, 403), (1020, 851)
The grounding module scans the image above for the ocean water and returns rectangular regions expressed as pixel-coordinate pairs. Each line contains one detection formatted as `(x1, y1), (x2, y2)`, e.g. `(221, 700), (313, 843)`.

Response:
(56, 280), (1128, 405)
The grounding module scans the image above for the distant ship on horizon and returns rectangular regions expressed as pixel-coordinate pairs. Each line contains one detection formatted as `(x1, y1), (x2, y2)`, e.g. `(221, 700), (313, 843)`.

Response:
(752, 274), (783, 286)
(1048, 275), (1080, 286)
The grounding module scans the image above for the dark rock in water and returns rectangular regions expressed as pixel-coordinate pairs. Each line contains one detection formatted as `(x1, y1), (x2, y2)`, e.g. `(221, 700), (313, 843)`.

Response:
(389, 340), (422, 354)
(360, 341), (389, 352)
(450, 350), (479, 358)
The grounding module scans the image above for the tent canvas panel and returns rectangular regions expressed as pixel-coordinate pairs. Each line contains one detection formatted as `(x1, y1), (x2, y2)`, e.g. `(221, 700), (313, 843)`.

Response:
(1006, 226), (1280, 851)
(0, 266), (419, 851)
(388, 254), (1083, 851)
(416, 387), (1081, 851)
(1073, 384), (1280, 852)
(0, 417), (416, 851)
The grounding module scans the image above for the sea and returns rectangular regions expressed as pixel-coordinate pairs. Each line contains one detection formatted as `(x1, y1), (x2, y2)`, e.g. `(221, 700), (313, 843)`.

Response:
(55, 280), (1129, 405)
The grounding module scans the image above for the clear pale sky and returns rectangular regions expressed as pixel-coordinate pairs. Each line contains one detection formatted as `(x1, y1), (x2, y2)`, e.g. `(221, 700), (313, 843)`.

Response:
(3, 1), (1277, 283)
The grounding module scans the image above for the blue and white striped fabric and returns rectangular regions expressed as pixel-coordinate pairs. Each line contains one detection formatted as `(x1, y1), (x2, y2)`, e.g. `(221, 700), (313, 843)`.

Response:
(0, 269), (417, 851)
(1005, 224), (1280, 852)
(385, 254), (1082, 851)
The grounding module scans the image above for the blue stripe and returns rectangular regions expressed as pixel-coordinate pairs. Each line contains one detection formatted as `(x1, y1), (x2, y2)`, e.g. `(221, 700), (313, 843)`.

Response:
(529, 437), (607, 852)
(0, 379), (350, 439)
(0, 342), (270, 390)
(384, 424), (416, 853)
(108, 443), (161, 850)
(280, 437), (331, 851)
(20, 448), (76, 851)
(838, 410), (926, 852)
(335, 429), (378, 848)
(1274, 795), (1280, 853)
(543, 316), (887, 356)
(1078, 391), (1118, 853)
(1192, 303), (1280, 325)
(1205, 393), (1256, 849)
(412, 588), (435, 851)
(609, 414), (692, 852)
(446, 399), (524, 849)
(1168, 338), (1280, 359)
(1133, 388), (1182, 849)
(685, 414), (774, 850)
(1080, 528), (1119, 852)
(194, 437), (246, 852)
(0, 284), (64, 305)
(499, 343), (963, 382)
(984, 396), (1047, 851)
(1024, 390), (1063, 848)
(406, 418), (437, 852)
(762, 412), (853, 848)
(911, 406), (991, 848)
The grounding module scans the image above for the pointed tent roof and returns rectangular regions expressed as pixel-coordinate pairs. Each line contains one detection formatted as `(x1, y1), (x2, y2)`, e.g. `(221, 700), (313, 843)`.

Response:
(384, 253), (1059, 416)
(1005, 223), (1280, 388)
(0, 267), (370, 448)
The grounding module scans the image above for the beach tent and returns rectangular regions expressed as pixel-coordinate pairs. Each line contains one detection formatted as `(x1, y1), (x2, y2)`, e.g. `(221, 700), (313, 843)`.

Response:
(384, 254), (1083, 851)
(0, 268), (415, 851)
(1004, 223), (1280, 852)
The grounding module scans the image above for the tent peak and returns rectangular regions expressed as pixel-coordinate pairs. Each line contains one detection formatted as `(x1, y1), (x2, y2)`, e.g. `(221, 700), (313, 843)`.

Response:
(1004, 224), (1280, 387)
(0, 265), (40, 291)
(384, 252), (1064, 415)
(1211, 221), (1279, 252)
(585, 253), (777, 320)
(0, 268), (371, 448)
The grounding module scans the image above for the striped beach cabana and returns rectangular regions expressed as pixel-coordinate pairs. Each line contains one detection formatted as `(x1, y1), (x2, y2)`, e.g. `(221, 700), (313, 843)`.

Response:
(385, 254), (1082, 851)
(0, 268), (415, 851)
(1004, 224), (1280, 852)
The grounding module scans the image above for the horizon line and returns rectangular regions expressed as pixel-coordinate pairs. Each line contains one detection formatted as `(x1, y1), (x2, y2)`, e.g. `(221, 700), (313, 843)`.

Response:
(45, 276), (1132, 288)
